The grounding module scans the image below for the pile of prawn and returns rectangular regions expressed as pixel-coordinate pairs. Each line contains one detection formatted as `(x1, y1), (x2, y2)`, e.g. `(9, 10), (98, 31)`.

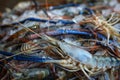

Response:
(0, 0), (120, 80)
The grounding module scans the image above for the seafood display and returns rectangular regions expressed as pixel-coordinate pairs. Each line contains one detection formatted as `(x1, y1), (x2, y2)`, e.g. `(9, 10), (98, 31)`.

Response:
(0, 0), (120, 80)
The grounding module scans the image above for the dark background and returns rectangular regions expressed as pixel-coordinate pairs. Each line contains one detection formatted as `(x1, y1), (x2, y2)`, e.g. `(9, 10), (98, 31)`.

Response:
(1, 0), (120, 12)
(0, 0), (66, 12)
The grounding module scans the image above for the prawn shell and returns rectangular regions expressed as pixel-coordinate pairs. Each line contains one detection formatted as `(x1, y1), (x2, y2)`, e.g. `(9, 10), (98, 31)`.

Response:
(57, 41), (92, 64)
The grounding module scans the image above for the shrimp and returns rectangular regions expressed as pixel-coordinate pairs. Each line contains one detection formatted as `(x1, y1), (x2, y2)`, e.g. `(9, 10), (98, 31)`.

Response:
(14, 41), (41, 54)
(19, 23), (120, 79)
(81, 14), (120, 45)
(57, 42), (120, 79)
(40, 34), (120, 79)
